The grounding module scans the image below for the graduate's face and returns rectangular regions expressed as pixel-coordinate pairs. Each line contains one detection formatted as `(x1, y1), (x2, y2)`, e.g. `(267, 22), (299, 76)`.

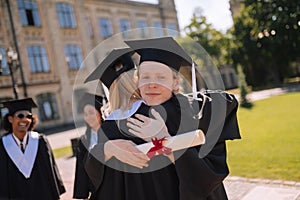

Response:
(8, 110), (32, 134)
(84, 105), (101, 131)
(138, 61), (179, 106)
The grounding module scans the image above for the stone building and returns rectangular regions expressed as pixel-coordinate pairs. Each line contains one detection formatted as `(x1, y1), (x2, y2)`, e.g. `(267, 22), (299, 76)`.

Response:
(0, 0), (179, 130)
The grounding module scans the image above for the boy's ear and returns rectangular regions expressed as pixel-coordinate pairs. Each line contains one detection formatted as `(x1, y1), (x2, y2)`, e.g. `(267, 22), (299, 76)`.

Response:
(8, 115), (13, 123)
(173, 77), (180, 91)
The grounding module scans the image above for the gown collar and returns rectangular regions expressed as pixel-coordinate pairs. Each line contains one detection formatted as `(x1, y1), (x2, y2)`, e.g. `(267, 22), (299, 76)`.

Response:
(2, 131), (39, 178)
(105, 100), (145, 120)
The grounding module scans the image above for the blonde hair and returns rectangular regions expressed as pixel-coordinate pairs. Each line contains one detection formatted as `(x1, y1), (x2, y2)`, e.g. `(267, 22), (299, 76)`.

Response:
(109, 70), (141, 111)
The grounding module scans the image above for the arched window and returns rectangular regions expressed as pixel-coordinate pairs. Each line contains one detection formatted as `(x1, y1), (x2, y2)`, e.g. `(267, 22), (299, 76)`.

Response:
(37, 93), (59, 121)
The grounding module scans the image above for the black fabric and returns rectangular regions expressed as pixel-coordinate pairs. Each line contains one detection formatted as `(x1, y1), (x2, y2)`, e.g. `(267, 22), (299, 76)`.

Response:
(73, 128), (99, 199)
(2, 98), (37, 114)
(0, 133), (65, 200)
(124, 37), (193, 71)
(79, 93), (104, 112)
(86, 91), (240, 200)
(84, 47), (135, 88)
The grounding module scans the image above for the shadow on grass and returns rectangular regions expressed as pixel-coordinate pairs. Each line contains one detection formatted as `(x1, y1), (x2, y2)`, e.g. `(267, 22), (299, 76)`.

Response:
(240, 102), (254, 109)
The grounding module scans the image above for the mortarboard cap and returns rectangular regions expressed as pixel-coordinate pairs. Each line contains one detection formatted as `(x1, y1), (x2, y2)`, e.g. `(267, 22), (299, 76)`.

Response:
(79, 93), (104, 112)
(2, 98), (37, 114)
(84, 47), (135, 88)
(124, 37), (193, 71)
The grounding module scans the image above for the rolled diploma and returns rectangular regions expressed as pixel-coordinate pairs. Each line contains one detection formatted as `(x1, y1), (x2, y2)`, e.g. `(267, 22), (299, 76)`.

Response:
(136, 129), (205, 154)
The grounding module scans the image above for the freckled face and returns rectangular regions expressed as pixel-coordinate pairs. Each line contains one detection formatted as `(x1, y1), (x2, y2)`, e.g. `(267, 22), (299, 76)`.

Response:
(138, 61), (179, 106)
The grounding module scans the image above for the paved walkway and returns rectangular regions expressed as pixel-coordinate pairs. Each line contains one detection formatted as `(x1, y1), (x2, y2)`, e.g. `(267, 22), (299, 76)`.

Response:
(55, 156), (300, 200)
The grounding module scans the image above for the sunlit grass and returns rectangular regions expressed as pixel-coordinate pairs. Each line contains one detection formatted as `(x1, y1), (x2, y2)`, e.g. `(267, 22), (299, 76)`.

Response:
(227, 92), (300, 181)
(53, 146), (73, 159)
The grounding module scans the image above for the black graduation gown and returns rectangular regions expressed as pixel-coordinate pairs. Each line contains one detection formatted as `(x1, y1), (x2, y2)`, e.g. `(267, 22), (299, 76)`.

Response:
(0, 133), (65, 200)
(86, 92), (240, 200)
(173, 92), (240, 200)
(73, 127), (99, 199)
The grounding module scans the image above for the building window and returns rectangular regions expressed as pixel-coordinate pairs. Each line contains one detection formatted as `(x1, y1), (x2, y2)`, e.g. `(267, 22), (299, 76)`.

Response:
(99, 18), (113, 39)
(0, 98), (10, 131)
(56, 3), (76, 28)
(37, 93), (59, 121)
(27, 45), (50, 73)
(17, 0), (41, 26)
(0, 48), (9, 75)
(119, 19), (131, 38)
(64, 45), (83, 70)
(136, 20), (149, 38)
(167, 22), (178, 37)
(153, 22), (164, 37)
(85, 17), (93, 37)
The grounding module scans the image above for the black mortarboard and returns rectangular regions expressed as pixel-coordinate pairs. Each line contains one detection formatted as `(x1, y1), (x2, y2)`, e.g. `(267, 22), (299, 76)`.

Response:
(2, 98), (37, 114)
(79, 93), (104, 112)
(124, 37), (193, 71)
(84, 47), (135, 88)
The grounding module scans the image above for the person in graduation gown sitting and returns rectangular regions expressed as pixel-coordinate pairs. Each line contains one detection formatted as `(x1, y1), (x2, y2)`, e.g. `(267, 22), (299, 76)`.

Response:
(0, 98), (65, 200)
(73, 93), (105, 199)
(84, 37), (241, 200)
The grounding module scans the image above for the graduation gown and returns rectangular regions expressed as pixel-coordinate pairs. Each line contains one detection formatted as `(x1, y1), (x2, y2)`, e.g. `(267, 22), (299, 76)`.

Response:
(73, 127), (101, 199)
(0, 132), (65, 200)
(86, 92), (240, 200)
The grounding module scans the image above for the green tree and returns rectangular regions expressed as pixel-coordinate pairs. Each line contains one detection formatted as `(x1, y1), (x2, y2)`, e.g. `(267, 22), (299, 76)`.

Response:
(237, 64), (252, 107)
(232, 0), (300, 87)
(184, 9), (231, 66)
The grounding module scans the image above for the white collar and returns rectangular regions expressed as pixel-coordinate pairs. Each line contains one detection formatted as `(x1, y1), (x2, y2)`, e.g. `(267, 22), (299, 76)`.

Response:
(89, 129), (98, 150)
(12, 131), (29, 150)
(105, 100), (145, 120)
(3, 131), (39, 178)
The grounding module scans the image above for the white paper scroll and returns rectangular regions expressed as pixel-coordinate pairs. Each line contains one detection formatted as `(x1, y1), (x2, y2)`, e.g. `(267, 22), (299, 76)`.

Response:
(136, 129), (205, 154)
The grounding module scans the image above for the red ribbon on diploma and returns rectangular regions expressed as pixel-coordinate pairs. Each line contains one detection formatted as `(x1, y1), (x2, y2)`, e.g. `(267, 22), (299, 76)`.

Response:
(146, 137), (172, 158)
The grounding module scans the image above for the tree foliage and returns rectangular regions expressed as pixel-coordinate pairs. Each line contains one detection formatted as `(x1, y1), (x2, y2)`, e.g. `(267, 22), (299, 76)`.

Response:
(232, 0), (300, 87)
(184, 9), (231, 66)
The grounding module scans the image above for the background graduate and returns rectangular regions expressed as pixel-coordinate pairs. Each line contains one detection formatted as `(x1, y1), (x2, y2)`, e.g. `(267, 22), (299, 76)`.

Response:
(0, 98), (65, 200)
(73, 93), (104, 199)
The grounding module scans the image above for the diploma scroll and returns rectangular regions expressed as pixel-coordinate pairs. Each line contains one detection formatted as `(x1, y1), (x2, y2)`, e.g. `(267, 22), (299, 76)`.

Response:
(136, 129), (205, 155)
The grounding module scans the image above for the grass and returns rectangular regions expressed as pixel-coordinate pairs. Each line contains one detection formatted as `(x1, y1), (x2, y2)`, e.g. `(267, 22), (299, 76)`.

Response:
(53, 146), (73, 159)
(227, 92), (300, 181)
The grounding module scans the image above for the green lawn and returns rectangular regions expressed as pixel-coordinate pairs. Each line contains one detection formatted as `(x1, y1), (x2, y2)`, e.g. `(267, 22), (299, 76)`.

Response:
(227, 92), (300, 181)
(53, 146), (72, 159)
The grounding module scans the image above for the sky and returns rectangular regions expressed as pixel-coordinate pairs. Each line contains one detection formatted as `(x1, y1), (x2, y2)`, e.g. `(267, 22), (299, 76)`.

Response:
(131, 0), (233, 33)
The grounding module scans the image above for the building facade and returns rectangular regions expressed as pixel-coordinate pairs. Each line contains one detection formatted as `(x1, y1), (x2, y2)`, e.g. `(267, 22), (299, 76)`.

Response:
(0, 0), (179, 130)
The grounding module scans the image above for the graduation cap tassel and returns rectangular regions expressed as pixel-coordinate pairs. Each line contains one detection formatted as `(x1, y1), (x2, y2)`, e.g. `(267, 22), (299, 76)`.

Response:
(191, 61), (197, 99)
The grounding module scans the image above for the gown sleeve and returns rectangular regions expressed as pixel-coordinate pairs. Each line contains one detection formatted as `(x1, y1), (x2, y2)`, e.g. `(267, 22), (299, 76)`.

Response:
(42, 134), (66, 195)
(84, 129), (107, 192)
(73, 137), (90, 199)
